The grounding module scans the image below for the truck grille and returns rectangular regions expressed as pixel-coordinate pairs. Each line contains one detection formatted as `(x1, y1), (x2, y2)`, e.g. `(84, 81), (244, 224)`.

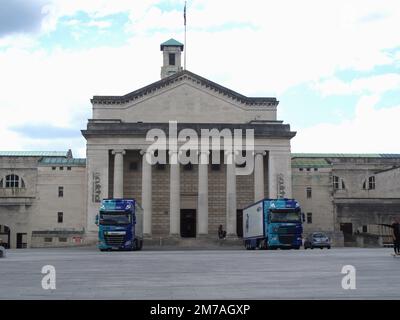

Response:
(278, 226), (296, 234)
(279, 235), (295, 244)
(104, 234), (125, 247)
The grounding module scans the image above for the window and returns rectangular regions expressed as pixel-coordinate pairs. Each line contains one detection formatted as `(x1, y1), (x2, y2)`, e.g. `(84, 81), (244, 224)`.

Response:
(5, 174), (20, 188)
(299, 168), (303, 171)
(0, 178), (2, 188)
(314, 168), (318, 171)
(211, 164), (221, 171)
(306, 187), (312, 199)
(44, 237), (53, 242)
(333, 176), (339, 190)
(169, 53), (175, 65)
(306, 168), (311, 171)
(58, 212), (63, 223)
(129, 162), (138, 171)
(362, 225), (368, 233)
(58, 186), (64, 197)
(58, 237), (67, 242)
(341, 180), (346, 189)
(307, 212), (313, 224)
(67, 167), (71, 171)
(183, 163), (193, 171)
(368, 176), (375, 190)
(59, 167), (64, 170)
(52, 167), (56, 170)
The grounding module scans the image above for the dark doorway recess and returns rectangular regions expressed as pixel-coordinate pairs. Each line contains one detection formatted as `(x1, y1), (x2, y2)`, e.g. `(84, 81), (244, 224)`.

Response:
(180, 209), (196, 238)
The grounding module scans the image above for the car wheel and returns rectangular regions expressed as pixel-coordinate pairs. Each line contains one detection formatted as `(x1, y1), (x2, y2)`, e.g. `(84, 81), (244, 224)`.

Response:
(327, 246), (331, 249)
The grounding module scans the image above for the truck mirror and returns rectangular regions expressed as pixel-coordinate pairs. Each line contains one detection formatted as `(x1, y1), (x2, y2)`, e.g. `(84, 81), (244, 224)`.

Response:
(302, 213), (306, 222)
(95, 214), (99, 226)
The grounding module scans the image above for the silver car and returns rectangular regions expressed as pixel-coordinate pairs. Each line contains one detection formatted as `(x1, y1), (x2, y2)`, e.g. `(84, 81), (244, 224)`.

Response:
(304, 232), (331, 249)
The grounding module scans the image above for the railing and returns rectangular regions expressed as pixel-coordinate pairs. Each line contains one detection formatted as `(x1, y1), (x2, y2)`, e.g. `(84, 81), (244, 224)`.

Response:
(0, 188), (34, 198)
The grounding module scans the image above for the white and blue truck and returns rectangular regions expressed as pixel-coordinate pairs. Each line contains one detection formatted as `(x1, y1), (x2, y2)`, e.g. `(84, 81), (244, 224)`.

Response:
(243, 198), (304, 250)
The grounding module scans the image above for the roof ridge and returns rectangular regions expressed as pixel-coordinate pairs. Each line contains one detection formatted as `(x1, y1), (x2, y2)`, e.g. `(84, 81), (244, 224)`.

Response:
(91, 70), (278, 106)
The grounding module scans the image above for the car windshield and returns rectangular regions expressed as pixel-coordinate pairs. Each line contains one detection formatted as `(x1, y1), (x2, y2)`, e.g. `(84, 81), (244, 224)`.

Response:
(313, 233), (326, 238)
(100, 212), (131, 225)
(270, 209), (301, 222)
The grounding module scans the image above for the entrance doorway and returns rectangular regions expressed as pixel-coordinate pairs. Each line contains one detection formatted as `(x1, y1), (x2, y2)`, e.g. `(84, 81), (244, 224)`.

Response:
(236, 209), (243, 238)
(16, 233), (27, 249)
(0, 225), (10, 249)
(340, 223), (353, 242)
(180, 209), (196, 238)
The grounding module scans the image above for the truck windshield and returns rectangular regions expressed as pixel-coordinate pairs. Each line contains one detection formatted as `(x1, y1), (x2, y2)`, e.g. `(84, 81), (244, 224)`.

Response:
(270, 209), (300, 222)
(100, 212), (131, 225)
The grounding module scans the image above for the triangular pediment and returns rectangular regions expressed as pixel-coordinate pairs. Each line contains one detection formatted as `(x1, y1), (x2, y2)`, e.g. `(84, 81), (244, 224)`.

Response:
(92, 70), (278, 123)
(92, 70), (277, 107)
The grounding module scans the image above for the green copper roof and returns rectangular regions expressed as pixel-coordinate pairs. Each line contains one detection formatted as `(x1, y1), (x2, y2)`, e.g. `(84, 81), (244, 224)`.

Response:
(291, 158), (331, 168)
(291, 153), (400, 158)
(39, 157), (86, 166)
(160, 38), (184, 50)
(0, 151), (68, 157)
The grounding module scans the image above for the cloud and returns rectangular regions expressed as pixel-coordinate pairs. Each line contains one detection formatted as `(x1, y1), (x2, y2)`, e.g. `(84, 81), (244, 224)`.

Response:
(292, 95), (400, 153)
(86, 20), (112, 29)
(10, 124), (81, 139)
(0, 0), (49, 37)
(314, 74), (400, 96)
(1, 0), (400, 156)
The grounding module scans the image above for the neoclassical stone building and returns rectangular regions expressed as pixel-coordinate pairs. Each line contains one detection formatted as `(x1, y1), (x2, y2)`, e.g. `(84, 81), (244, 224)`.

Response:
(82, 39), (295, 242)
(1, 39), (399, 249)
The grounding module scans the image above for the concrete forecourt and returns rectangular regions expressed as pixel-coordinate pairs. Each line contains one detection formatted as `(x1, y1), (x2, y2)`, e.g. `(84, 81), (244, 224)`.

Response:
(0, 247), (399, 300)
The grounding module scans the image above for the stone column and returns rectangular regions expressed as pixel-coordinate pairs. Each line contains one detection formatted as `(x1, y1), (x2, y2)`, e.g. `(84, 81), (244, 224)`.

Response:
(268, 151), (276, 199)
(141, 149), (152, 237)
(225, 150), (237, 237)
(197, 151), (209, 236)
(254, 150), (266, 202)
(112, 150), (125, 198)
(169, 150), (180, 236)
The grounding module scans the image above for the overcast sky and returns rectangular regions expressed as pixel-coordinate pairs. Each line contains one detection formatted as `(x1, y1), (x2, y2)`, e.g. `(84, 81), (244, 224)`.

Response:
(0, 0), (399, 158)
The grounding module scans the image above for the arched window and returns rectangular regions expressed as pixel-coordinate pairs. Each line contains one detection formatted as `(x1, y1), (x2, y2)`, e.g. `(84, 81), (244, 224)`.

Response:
(4, 174), (25, 188)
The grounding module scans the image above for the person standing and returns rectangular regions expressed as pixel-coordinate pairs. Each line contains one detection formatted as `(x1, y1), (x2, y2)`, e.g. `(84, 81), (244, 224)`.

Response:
(392, 218), (400, 255)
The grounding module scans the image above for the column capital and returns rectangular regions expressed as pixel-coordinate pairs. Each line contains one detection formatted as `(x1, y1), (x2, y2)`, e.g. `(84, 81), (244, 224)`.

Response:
(140, 148), (150, 155)
(198, 150), (210, 155)
(223, 149), (240, 156)
(254, 150), (267, 156)
(168, 150), (179, 155)
(112, 149), (126, 155)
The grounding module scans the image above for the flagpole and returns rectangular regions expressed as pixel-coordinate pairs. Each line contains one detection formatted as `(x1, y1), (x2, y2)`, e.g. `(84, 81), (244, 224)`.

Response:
(184, 0), (187, 70)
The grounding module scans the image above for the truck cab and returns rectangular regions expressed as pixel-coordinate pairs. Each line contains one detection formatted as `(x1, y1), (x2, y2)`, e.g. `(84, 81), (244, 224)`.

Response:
(243, 198), (303, 250)
(96, 199), (143, 251)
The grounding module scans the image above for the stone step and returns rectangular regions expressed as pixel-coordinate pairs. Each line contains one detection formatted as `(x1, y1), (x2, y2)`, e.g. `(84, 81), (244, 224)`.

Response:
(144, 237), (244, 248)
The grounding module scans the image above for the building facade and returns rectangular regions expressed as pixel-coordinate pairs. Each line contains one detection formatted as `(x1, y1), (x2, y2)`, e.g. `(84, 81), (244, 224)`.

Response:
(82, 39), (294, 243)
(0, 151), (86, 249)
(1, 40), (399, 249)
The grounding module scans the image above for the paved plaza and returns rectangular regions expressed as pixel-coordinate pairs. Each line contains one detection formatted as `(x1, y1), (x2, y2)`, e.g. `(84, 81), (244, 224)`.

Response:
(0, 247), (399, 299)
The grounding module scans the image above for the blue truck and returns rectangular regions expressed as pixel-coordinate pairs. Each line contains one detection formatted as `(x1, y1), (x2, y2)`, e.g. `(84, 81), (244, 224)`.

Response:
(243, 198), (304, 250)
(96, 198), (143, 251)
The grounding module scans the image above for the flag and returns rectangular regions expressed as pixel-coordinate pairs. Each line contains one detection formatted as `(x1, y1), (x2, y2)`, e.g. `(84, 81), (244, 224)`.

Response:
(184, 1), (186, 26)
